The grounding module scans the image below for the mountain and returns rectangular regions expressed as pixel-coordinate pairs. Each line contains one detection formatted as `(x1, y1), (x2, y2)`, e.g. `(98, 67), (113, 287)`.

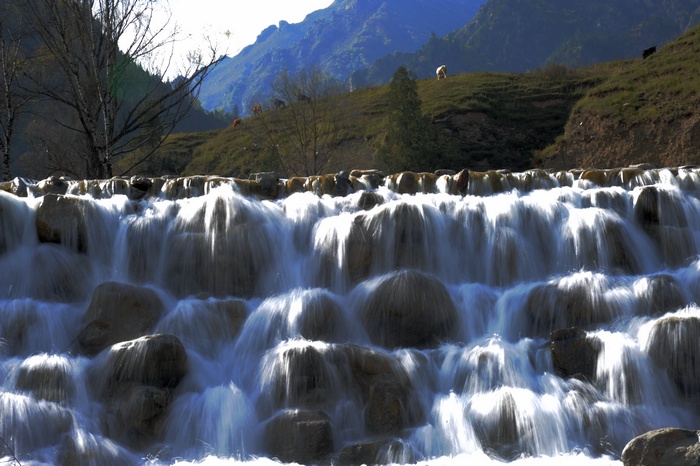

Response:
(197, 0), (485, 114)
(351, 0), (700, 86)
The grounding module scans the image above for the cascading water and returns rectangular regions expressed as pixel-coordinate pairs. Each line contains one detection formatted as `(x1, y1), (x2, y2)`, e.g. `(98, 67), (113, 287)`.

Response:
(1, 167), (700, 465)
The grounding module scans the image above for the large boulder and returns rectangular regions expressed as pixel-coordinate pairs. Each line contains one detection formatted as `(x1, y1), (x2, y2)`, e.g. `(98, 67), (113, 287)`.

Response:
(635, 274), (687, 316)
(359, 270), (460, 349)
(550, 327), (601, 382)
(645, 315), (700, 399)
(337, 344), (422, 435)
(634, 186), (694, 267)
(91, 334), (187, 450)
(621, 428), (700, 466)
(35, 194), (91, 252)
(263, 409), (334, 464)
(156, 298), (248, 357)
(525, 275), (620, 337)
(263, 343), (334, 411)
(78, 281), (164, 356)
(15, 354), (77, 403)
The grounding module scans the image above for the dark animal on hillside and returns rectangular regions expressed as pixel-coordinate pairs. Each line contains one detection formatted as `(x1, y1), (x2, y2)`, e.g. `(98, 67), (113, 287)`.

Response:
(436, 64), (447, 80)
(642, 46), (656, 59)
(232, 118), (241, 127)
(297, 93), (311, 103)
(274, 98), (286, 109)
(252, 103), (262, 115)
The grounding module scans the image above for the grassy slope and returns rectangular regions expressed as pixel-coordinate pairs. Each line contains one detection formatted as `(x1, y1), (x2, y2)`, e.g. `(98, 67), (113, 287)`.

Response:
(541, 25), (700, 169)
(144, 25), (700, 177)
(147, 66), (604, 177)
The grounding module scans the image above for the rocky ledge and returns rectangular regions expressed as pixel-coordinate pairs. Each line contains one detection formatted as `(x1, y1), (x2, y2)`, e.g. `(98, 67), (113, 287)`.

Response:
(1, 165), (699, 201)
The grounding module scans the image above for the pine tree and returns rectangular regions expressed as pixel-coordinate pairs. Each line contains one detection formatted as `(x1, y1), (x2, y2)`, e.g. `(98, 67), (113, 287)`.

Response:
(380, 66), (445, 173)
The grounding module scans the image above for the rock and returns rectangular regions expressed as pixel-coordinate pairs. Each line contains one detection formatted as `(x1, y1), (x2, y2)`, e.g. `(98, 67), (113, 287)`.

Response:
(92, 334), (187, 450)
(621, 428), (700, 466)
(338, 438), (417, 465)
(263, 409), (334, 464)
(635, 274), (687, 316)
(364, 374), (409, 435)
(250, 171), (280, 199)
(265, 343), (333, 410)
(359, 270), (460, 349)
(550, 327), (601, 382)
(472, 390), (521, 460)
(15, 354), (77, 403)
(156, 298), (248, 357)
(525, 275), (620, 337)
(645, 315), (700, 398)
(356, 191), (383, 210)
(295, 291), (347, 342)
(100, 334), (188, 389)
(337, 344), (422, 435)
(634, 186), (693, 266)
(78, 281), (164, 356)
(58, 430), (136, 466)
(35, 194), (91, 252)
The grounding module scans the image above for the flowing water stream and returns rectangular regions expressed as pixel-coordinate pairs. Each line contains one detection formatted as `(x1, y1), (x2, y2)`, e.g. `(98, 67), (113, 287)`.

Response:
(1, 168), (700, 465)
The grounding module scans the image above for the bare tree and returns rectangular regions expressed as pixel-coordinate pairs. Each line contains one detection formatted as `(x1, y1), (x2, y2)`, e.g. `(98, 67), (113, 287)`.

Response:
(255, 65), (349, 177)
(23, 0), (222, 179)
(0, 0), (33, 181)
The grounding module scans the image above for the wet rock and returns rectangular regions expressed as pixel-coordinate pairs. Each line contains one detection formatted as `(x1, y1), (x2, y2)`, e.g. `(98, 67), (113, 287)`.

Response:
(472, 390), (522, 460)
(356, 191), (383, 210)
(0, 392), (73, 455)
(162, 197), (276, 298)
(101, 334), (188, 388)
(92, 334), (187, 450)
(338, 344), (422, 435)
(364, 374), (410, 435)
(15, 354), (77, 403)
(634, 186), (693, 266)
(286, 177), (306, 194)
(35, 194), (91, 252)
(265, 344), (333, 410)
(635, 274), (687, 316)
(345, 216), (373, 284)
(338, 438), (417, 465)
(250, 172), (280, 199)
(263, 409), (334, 464)
(621, 428), (700, 466)
(350, 169), (384, 189)
(58, 430), (136, 466)
(525, 276), (620, 337)
(78, 281), (164, 356)
(550, 327), (601, 382)
(334, 171), (352, 196)
(645, 315), (700, 398)
(360, 270), (459, 349)
(156, 298), (248, 357)
(296, 292), (347, 342)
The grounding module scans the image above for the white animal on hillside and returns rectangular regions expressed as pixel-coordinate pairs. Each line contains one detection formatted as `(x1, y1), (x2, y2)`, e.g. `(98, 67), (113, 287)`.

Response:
(436, 65), (447, 80)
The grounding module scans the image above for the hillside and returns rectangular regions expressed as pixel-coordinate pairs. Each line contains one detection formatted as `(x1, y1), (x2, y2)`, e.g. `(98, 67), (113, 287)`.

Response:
(197, 0), (485, 114)
(136, 65), (606, 178)
(352, 0), (700, 86)
(541, 24), (700, 170)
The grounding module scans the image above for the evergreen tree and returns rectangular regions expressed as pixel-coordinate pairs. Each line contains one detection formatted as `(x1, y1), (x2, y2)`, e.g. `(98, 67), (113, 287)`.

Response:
(380, 66), (450, 172)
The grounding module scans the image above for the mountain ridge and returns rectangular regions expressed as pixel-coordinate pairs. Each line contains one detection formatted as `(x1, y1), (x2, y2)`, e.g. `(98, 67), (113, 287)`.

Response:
(197, 0), (485, 114)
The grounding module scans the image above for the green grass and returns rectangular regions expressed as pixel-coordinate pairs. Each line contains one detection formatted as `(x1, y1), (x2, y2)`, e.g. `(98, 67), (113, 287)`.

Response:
(132, 24), (700, 177)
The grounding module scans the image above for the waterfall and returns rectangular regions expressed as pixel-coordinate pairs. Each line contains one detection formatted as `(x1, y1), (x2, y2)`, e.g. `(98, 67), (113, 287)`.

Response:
(1, 167), (700, 465)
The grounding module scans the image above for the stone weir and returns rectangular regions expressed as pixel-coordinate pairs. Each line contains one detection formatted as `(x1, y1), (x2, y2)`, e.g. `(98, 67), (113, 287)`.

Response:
(2, 164), (699, 200)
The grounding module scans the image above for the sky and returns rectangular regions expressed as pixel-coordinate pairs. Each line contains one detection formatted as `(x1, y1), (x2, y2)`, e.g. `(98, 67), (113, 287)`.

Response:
(166, 0), (334, 61)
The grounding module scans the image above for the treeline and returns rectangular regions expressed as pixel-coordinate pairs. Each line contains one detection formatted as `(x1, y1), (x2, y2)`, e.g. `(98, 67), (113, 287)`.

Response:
(0, 0), (228, 181)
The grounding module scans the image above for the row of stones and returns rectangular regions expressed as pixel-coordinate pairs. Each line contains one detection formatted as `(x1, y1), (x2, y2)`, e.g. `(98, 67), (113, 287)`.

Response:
(2, 164), (696, 200)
